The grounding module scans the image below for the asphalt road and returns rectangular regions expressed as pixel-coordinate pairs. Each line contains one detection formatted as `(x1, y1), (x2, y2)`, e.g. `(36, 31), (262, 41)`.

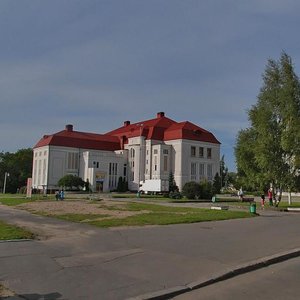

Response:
(1, 204), (300, 299)
(174, 256), (300, 300)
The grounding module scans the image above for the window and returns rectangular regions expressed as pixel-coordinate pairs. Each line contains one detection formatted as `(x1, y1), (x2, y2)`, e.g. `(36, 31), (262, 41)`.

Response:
(130, 148), (135, 158)
(93, 161), (99, 168)
(123, 164), (127, 177)
(207, 148), (212, 159)
(199, 163), (205, 180)
(67, 152), (78, 170)
(199, 147), (204, 157)
(191, 162), (197, 181)
(109, 163), (118, 188)
(163, 149), (169, 155)
(191, 146), (196, 157)
(154, 149), (158, 154)
(44, 150), (47, 156)
(146, 150), (149, 155)
(207, 164), (213, 181)
(163, 156), (168, 172)
(154, 156), (157, 171)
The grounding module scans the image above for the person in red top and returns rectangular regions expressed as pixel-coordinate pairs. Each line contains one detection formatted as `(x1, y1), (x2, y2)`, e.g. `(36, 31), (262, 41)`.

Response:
(268, 188), (273, 206)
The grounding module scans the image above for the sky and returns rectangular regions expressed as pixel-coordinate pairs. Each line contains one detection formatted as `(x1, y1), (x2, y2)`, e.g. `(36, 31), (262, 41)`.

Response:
(1, 0), (300, 171)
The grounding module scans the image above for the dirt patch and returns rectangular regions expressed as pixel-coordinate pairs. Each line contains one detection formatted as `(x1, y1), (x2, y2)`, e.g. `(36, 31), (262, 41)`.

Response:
(17, 200), (145, 219)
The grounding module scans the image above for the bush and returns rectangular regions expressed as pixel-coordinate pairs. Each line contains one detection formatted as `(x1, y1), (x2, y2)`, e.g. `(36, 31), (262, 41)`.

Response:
(169, 191), (182, 199)
(57, 174), (85, 190)
(117, 177), (128, 192)
(200, 180), (214, 199)
(182, 181), (201, 199)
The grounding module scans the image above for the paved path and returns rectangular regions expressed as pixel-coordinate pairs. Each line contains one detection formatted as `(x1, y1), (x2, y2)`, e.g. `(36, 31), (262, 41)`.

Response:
(0, 204), (300, 299)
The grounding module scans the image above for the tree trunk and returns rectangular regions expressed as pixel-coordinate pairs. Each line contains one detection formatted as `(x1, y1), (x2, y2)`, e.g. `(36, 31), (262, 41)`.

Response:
(288, 190), (292, 205)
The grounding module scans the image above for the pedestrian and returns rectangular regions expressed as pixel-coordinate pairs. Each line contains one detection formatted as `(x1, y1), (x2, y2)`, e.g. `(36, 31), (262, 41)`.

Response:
(59, 190), (64, 201)
(260, 193), (265, 209)
(268, 188), (273, 206)
(55, 190), (59, 201)
(238, 187), (244, 201)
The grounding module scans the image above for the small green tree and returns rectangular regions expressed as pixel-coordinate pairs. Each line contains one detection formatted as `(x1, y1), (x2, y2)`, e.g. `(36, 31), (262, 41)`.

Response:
(200, 180), (214, 199)
(168, 172), (178, 192)
(116, 177), (128, 192)
(182, 181), (201, 199)
(58, 174), (85, 190)
(213, 173), (221, 195)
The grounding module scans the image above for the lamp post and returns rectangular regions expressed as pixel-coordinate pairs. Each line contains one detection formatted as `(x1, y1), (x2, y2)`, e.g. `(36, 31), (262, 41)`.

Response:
(3, 172), (10, 194)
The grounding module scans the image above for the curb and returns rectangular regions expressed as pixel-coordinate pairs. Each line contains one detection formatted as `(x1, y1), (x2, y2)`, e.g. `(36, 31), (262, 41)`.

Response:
(0, 239), (33, 243)
(129, 248), (300, 300)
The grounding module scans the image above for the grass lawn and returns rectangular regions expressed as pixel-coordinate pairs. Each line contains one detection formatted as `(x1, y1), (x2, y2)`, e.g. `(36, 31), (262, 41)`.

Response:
(0, 220), (35, 240)
(41, 202), (255, 228)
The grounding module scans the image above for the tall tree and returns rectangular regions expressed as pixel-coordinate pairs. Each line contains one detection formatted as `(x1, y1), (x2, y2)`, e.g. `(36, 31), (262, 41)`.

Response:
(220, 155), (228, 188)
(0, 148), (33, 193)
(235, 53), (300, 205)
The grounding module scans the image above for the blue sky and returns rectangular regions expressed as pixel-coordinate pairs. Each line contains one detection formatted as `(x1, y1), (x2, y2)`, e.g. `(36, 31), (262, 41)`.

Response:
(1, 0), (300, 171)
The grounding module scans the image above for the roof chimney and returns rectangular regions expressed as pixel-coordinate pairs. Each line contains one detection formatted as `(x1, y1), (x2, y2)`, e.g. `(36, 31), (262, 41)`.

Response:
(65, 124), (73, 132)
(157, 112), (165, 118)
(124, 120), (130, 127)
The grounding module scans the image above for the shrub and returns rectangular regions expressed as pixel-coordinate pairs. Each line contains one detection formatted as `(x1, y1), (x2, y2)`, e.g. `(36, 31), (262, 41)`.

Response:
(169, 191), (182, 199)
(182, 181), (201, 199)
(58, 174), (85, 190)
(200, 180), (214, 199)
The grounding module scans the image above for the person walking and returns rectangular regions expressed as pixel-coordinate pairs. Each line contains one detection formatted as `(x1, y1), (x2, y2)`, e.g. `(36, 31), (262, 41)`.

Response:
(260, 193), (265, 209)
(268, 188), (273, 206)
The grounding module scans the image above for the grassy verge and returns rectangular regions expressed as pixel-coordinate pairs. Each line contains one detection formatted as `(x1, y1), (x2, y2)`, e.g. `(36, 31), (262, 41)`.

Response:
(0, 220), (35, 240)
(39, 202), (254, 228)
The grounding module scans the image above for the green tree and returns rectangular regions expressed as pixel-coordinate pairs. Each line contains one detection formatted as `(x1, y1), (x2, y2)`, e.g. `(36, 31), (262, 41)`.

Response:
(235, 53), (300, 205)
(212, 172), (221, 195)
(182, 181), (201, 199)
(220, 155), (228, 188)
(58, 174), (85, 190)
(168, 172), (178, 192)
(200, 179), (214, 199)
(0, 148), (33, 193)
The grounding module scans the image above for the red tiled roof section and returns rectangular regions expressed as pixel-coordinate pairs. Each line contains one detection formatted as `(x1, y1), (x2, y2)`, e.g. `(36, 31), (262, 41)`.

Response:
(34, 130), (121, 151)
(164, 121), (221, 144)
(105, 116), (176, 140)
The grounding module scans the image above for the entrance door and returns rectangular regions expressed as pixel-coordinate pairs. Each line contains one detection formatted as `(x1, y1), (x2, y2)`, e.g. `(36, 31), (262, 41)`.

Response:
(96, 181), (103, 193)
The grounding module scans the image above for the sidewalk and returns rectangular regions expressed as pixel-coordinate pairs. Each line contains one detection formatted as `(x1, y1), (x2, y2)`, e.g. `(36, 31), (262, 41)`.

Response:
(0, 205), (300, 300)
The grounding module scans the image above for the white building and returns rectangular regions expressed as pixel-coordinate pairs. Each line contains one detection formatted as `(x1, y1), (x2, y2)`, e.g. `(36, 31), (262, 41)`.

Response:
(32, 112), (221, 192)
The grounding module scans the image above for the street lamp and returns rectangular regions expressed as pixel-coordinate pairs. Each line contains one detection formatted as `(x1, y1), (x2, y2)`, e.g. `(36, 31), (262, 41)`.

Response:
(3, 172), (10, 194)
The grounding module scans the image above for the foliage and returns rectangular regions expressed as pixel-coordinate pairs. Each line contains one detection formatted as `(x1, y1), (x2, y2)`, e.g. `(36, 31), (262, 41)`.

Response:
(116, 177), (128, 192)
(200, 180), (214, 199)
(182, 181), (201, 199)
(0, 148), (33, 193)
(168, 172), (178, 192)
(57, 174), (85, 190)
(235, 53), (300, 202)
(220, 155), (229, 188)
(168, 191), (182, 199)
(213, 172), (221, 194)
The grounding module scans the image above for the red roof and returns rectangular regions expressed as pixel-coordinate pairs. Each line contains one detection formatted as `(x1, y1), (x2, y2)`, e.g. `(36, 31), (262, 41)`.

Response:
(106, 115), (220, 144)
(34, 129), (121, 151)
(34, 113), (220, 150)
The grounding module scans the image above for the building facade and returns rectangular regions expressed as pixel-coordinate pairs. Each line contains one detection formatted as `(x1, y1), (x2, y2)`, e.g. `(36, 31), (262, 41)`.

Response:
(32, 112), (221, 192)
